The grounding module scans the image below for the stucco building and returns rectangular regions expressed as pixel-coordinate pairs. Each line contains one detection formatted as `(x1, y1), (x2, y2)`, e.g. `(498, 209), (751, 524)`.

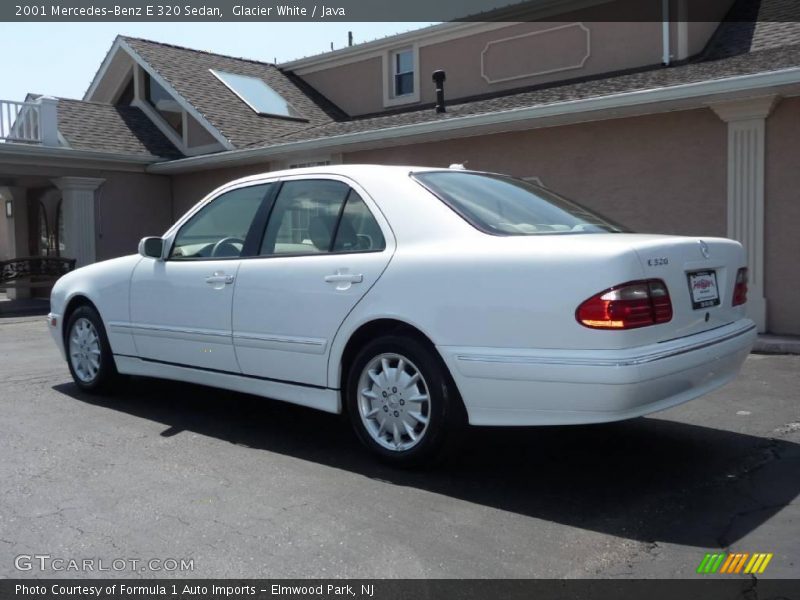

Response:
(1, 0), (798, 333)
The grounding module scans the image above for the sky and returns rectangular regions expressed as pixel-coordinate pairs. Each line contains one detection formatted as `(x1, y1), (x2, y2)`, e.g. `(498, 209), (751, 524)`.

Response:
(0, 22), (433, 102)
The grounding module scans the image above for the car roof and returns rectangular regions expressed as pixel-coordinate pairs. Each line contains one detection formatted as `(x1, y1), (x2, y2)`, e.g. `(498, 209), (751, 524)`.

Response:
(221, 164), (474, 188)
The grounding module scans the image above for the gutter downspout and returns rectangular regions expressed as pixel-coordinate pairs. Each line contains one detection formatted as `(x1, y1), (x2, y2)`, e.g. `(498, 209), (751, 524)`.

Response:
(662, 0), (671, 66)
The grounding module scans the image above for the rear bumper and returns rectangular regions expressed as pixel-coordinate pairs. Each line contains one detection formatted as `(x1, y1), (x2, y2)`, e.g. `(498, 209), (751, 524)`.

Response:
(438, 319), (757, 426)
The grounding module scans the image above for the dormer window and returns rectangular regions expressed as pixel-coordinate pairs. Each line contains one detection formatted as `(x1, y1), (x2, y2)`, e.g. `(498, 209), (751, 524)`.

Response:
(144, 72), (183, 135)
(392, 48), (415, 97)
(210, 69), (306, 121)
(114, 76), (134, 107)
(383, 46), (419, 107)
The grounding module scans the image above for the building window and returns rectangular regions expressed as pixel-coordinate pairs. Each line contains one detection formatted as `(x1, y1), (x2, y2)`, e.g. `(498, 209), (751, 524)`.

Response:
(392, 49), (415, 97)
(143, 72), (183, 135)
(115, 77), (135, 106)
(289, 160), (331, 169)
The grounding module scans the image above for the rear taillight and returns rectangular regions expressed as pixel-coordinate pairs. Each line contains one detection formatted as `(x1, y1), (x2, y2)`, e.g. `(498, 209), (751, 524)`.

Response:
(733, 267), (748, 306)
(576, 279), (673, 330)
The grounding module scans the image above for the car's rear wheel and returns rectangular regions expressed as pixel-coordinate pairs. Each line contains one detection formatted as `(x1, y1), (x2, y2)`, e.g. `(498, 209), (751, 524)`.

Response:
(346, 334), (465, 467)
(65, 305), (119, 393)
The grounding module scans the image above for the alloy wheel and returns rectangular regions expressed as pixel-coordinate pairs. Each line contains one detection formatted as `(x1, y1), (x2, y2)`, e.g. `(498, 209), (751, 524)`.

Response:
(68, 317), (102, 383)
(356, 353), (431, 451)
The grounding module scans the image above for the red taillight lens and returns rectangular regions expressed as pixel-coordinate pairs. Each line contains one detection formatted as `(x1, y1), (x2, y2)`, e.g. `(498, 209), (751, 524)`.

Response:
(576, 279), (673, 329)
(732, 267), (748, 306)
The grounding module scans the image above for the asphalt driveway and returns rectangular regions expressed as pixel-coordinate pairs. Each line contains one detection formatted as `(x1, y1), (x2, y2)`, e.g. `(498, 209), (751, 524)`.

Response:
(1, 316), (798, 578)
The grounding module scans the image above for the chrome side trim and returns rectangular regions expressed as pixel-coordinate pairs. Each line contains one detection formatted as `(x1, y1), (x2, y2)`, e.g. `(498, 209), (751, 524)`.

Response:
(232, 331), (327, 354)
(455, 323), (756, 368)
(109, 322), (328, 354)
(109, 321), (231, 342)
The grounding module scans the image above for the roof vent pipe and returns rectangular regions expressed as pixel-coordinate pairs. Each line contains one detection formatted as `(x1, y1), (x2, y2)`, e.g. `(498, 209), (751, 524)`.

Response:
(662, 0), (671, 65)
(432, 70), (447, 113)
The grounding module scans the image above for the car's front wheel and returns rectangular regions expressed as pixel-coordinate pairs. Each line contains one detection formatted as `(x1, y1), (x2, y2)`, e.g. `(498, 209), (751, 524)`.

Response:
(346, 334), (465, 467)
(65, 305), (119, 393)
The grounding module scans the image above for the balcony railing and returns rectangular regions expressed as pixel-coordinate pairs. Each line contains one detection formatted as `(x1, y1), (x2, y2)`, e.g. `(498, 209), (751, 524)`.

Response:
(0, 97), (59, 146)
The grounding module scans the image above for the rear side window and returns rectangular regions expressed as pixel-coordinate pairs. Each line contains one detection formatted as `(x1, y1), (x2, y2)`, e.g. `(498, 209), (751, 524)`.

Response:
(260, 180), (386, 256)
(412, 171), (626, 235)
(333, 191), (386, 253)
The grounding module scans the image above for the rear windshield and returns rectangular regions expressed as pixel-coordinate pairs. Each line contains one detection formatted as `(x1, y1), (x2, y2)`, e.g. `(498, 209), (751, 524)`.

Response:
(412, 171), (627, 236)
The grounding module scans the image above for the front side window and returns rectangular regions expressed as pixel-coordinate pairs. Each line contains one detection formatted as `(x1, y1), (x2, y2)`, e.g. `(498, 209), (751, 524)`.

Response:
(413, 171), (627, 235)
(260, 180), (385, 255)
(144, 72), (183, 135)
(170, 184), (271, 259)
(393, 49), (414, 97)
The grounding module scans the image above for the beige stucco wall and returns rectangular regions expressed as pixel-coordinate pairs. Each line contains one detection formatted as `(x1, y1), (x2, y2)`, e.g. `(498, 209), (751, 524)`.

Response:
(0, 190), (12, 261)
(345, 108), (727, 237)
(420, 21), (663, 105)
(765, 96), (800, 335)
(298, 20), (665, 117)
(300, 56), (383, 117)
(94, 171), (173, 260)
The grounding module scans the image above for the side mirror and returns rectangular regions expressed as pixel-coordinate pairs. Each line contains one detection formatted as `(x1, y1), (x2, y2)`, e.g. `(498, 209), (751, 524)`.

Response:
(138, 236), (165, 260)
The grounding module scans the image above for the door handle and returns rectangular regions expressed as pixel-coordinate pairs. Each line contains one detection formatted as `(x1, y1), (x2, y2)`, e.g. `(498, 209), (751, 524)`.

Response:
(205, 273), (235, 285)
(324, 273), (363, 284)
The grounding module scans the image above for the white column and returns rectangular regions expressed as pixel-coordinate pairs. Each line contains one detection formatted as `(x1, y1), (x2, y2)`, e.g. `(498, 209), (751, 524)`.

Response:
(711, 96), (778, 333)
(52, 177), (105, 268)
(37, 96), (60, 147)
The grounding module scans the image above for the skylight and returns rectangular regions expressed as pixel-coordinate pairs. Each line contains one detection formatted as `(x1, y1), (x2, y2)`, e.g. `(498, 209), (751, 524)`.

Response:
(210, 69), (305, 120)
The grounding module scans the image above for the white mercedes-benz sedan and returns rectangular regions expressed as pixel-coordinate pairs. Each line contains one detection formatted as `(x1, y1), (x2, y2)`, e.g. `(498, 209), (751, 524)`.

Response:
(48, 165), (756, 465)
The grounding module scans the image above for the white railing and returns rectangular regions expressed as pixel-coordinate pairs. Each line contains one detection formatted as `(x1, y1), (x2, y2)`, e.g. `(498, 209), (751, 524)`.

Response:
(0, 100), (41, 143)
(0, 97), (58, 146)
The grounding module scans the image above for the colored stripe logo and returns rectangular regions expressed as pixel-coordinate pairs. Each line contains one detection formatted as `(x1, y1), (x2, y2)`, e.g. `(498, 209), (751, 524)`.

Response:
(697, 552), (773, 574)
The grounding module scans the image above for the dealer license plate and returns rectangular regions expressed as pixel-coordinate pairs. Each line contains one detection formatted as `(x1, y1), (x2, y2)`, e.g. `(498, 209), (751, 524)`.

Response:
(687, 270), (720, 309)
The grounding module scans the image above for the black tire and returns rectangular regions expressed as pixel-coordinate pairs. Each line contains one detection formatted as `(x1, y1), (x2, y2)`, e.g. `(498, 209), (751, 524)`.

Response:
(64, 305), (119, 394)
(345, 333), (466, 467)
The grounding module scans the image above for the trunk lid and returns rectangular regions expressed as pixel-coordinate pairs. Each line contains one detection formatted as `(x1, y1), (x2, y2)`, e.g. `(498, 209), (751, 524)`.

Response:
(629, 235), (747, 341)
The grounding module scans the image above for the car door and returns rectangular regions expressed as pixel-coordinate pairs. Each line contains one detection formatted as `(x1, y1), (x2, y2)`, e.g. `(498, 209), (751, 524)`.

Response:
(232, 176), (394, 387)
(129, 182), (274, 372)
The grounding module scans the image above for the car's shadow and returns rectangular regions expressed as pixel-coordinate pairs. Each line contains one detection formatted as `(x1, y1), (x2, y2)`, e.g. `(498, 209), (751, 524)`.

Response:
(54, 377), (800, 549)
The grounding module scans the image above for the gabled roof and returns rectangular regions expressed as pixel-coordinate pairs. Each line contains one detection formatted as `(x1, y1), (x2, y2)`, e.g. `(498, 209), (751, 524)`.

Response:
(56, 98), (182, 159)
(120, 36), (346, 149)
(41, 0), (800, 168)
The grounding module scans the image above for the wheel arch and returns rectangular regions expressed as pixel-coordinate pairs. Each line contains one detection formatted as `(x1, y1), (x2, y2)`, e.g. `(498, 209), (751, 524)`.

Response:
(334, 317), (463, 414)
(61, 294), (100, 346)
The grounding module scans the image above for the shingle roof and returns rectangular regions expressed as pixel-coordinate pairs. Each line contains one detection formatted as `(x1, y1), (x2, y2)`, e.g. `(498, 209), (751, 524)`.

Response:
(121, 36), (345, 149)
(56, 98), (182, 158)
(244, 0), (800, 148)
(268, 43), (800, 145)
(52, 0), (800, 161)
(703, 0), (800, 58)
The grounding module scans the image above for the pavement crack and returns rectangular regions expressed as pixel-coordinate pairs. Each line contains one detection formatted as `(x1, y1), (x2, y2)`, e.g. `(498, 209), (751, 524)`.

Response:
(741, 574), (759, 600)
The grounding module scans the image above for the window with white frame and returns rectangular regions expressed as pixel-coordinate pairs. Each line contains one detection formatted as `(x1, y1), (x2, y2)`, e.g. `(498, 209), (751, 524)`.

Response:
(289, 160), (331, 169)
(392, 48), (415, 97)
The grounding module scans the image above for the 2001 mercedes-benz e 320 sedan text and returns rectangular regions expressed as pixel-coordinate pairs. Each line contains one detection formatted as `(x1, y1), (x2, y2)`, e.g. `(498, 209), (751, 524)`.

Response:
(49, 165), (756, 465)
